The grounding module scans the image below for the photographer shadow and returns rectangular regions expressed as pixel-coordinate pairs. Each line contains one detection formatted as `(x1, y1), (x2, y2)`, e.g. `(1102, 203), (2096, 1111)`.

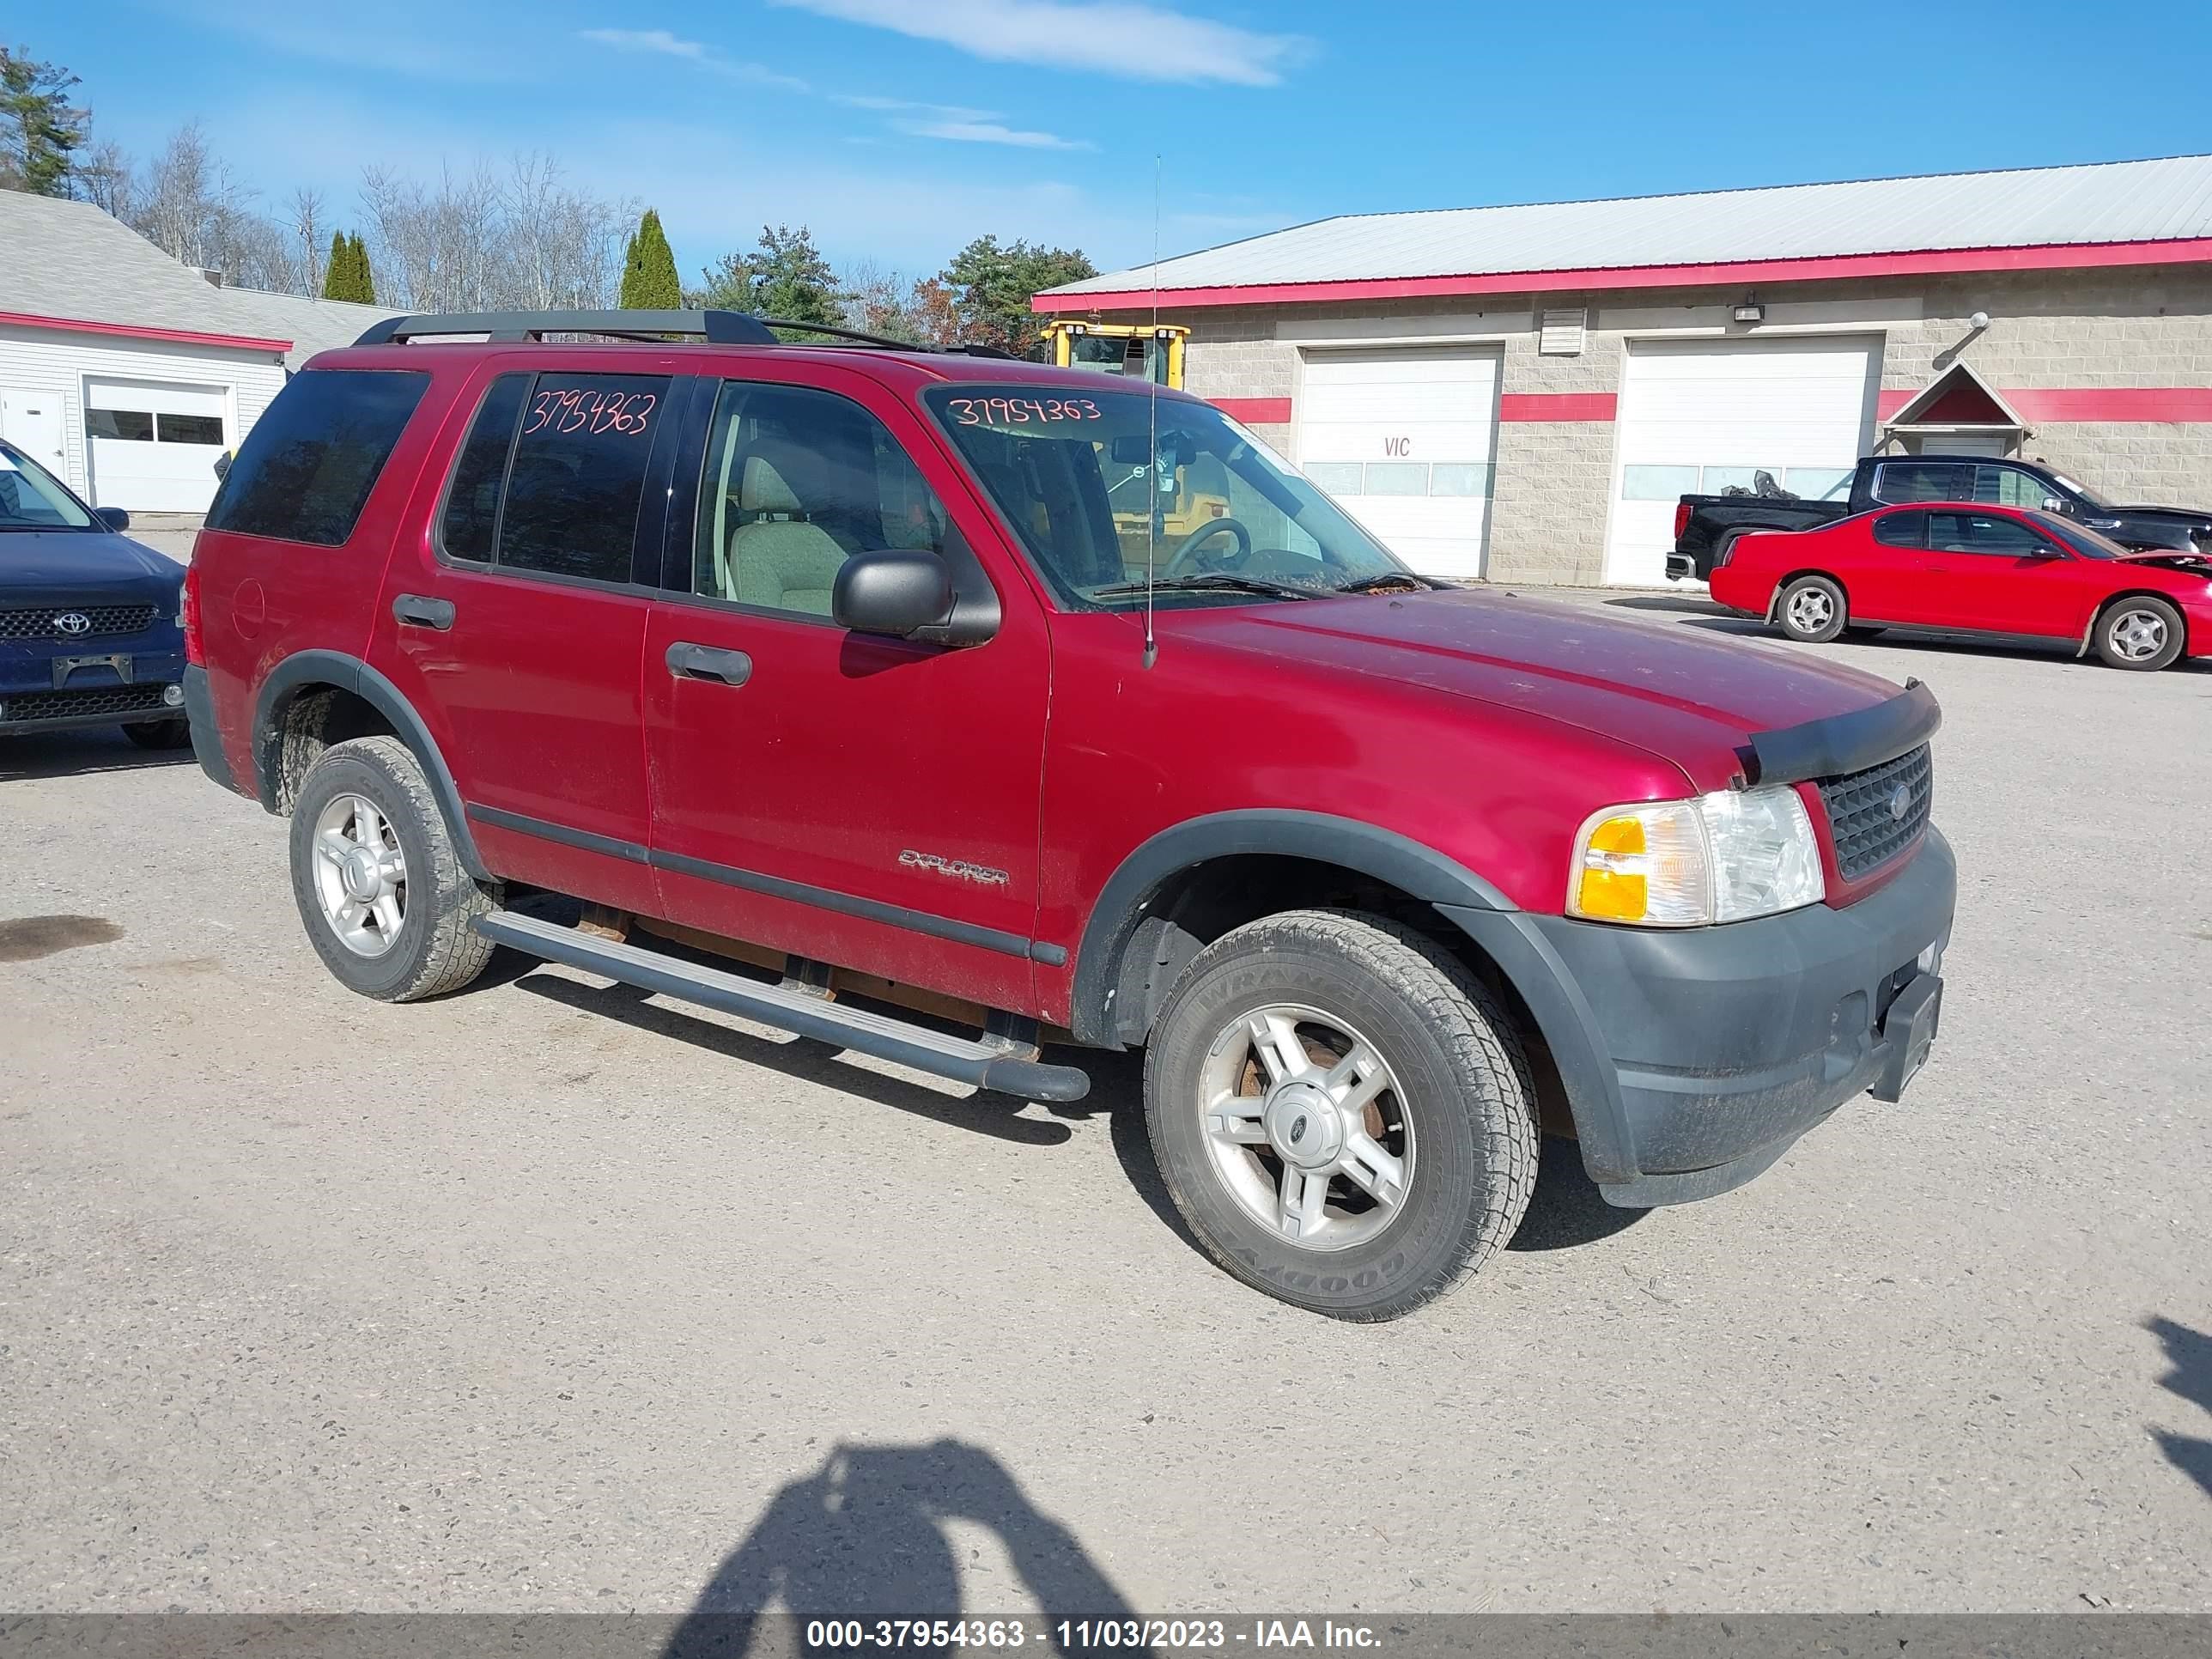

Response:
(665, 1439), (1149, 1658)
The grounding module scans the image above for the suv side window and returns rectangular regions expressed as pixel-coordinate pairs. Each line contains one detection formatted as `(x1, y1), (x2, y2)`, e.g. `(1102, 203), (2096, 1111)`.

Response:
(1872, 510), (1926, 548)
(1929, 511), (2047, 555)
(1972, 465), (2046, 509)
(439, 374), (530, 562)
(1872, 462), (1966, 505)
(496, 374), (670, 584)
(689, 380), (961, 617)
(206, 368), (429, 546)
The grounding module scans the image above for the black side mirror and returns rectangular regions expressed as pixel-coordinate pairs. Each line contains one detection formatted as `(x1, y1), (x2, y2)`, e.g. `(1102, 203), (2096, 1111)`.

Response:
(94, 506), (131, 532)
(834, 550), (955, 639)
(2029, 544), (2069, 559)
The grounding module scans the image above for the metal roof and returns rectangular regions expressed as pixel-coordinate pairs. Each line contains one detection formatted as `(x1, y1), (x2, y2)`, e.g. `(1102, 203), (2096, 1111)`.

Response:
(0, 188), (395, 367)
(1042, 154), (2212, 301)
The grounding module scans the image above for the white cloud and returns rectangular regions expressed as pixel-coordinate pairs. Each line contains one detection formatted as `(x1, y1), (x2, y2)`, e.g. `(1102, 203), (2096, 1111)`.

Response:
(576, 27), (811, 92)
(832, 94), (1001, 122)
(892, 118), (1093, 150)
(769, 0), (1311, 87)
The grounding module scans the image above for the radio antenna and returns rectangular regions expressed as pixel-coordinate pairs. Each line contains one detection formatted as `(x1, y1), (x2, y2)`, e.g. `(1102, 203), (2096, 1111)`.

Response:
(1141, 150), (1162, 671)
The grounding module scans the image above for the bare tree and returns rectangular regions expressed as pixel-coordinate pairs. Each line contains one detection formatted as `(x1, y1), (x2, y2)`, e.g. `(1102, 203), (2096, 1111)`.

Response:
(360, 161), (507, 311)
(70, 131), (133, 217)
(289, 186), (326, 294)
(501, 153), (630, 309)
(840, 258), (927, 342)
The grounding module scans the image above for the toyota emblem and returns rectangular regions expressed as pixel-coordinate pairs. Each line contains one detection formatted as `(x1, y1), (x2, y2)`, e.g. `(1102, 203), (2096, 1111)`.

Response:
(54, 611), (92, 636)
(1887, 783), (1913, 822)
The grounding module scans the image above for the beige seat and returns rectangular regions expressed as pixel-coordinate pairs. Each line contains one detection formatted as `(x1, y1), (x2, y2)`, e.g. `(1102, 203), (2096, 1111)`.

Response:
(724, 444), (849, 616)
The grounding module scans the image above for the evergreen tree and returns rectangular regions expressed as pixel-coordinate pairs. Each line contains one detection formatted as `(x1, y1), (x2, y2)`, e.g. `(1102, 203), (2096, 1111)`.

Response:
(321, 230), (349, 300)
(323, 233), (376, 305)
(0, 46), (86, 196)
(693, 225), (843, 340)
(618, 208), (681, 310)
(936, 236), (1097, 356)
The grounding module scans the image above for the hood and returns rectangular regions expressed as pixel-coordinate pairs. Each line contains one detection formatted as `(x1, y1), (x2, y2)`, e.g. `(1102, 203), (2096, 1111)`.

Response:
(1186, 588), (1909, 792)
(2112, 549), (2212, 576)
(2104, 504), (2212, 529)
(0, 531), (185, 610)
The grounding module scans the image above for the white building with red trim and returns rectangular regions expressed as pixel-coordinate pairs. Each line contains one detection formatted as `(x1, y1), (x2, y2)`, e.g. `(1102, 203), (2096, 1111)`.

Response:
(0, 190), (391, 516)
(1036, 154), (2212, 586)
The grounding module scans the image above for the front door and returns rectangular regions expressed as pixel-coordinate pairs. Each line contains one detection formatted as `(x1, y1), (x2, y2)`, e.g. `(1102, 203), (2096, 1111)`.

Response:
(1920, 508), (2077, 638)
(642, 371), (1051, 1012)
(370, 366), (678, 913)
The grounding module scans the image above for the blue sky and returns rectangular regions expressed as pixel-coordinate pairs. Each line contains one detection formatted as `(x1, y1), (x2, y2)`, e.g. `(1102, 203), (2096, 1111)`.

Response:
(26, 0), (2212, 285)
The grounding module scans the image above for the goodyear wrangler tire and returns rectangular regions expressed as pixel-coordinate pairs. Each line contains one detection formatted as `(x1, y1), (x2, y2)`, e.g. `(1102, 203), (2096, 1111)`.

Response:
(288, 735), (496, 1002)
(1144, 908), (1537, 1321)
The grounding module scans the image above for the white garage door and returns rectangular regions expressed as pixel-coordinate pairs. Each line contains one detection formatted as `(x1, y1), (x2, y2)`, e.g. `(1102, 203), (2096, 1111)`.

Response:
(86, 378), (229, 514)
(1603, 337), (1881, 586)
(1297, 347), (1500, 580)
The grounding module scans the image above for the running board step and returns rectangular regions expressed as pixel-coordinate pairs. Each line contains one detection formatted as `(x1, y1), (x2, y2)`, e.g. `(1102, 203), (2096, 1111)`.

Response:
(476, 911), (1091, 1103)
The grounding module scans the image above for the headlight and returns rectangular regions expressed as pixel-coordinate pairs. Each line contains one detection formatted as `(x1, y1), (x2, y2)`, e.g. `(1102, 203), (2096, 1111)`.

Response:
(1570, 785), (1825, 927)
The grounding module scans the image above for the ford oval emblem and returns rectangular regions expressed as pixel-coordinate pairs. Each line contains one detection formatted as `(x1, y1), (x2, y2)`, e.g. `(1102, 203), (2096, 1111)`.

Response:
(1888, 783), (1913, 821)
(54, 611), (92, 636)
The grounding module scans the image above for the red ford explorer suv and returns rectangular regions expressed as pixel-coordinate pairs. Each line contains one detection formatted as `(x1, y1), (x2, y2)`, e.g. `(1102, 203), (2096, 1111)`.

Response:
(185, 310), (1954, 1321)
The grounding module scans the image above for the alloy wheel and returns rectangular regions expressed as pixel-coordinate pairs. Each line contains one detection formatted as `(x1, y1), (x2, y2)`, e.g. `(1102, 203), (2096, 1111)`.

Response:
(310, 792), (409, 957)
(1197, 1003), (1415, 1252)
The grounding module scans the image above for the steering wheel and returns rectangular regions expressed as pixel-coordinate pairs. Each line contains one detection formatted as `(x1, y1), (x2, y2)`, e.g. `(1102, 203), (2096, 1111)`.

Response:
(1161, 517), (1253, 577)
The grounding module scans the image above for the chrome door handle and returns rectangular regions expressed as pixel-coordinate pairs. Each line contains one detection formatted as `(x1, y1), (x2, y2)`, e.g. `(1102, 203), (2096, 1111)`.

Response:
(665, 642), (753, 686)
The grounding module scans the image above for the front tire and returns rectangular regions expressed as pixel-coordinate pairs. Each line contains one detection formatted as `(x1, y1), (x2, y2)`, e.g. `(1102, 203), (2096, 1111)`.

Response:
(2094, 596), (2185, 671)
(1776, 574), (1848, 643)
(1144, 909), (1537, 1322)
(288, 735), (496, 1001)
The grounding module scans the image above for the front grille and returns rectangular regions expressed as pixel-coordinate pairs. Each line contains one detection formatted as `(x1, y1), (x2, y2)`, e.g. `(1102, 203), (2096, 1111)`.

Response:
(1816, 744), (1933, 881)
(0, 604), (159, 640)
(0, 683), (171, 722)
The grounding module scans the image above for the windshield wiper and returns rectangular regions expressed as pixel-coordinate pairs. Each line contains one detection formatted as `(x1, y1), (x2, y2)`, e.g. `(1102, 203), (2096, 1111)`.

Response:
(1088, 573), (1323, 602)
(1333, 571), (1442, 593)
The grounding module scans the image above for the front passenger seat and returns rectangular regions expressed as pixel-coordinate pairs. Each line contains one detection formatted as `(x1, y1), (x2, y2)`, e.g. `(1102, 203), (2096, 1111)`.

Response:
(726, 445), (849, 616)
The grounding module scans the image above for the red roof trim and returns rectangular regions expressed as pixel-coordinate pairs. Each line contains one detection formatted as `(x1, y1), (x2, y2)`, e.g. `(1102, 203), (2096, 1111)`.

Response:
(2007, 387), (2212, 422)
(1499, 392), (1617, 422)
(1035, 238), (2212, 313)
(1208, 396), (1292, 423)
(0, 309), (292, 354)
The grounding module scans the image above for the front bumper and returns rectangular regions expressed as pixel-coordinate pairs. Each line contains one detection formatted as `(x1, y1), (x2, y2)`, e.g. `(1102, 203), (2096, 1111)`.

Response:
(1445, 827), (1955, 1207)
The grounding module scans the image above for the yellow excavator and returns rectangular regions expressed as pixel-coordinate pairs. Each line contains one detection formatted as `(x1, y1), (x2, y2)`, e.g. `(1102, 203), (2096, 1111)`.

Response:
(1040, 322), (1237, 571)
(1041, 319), (1188, 387)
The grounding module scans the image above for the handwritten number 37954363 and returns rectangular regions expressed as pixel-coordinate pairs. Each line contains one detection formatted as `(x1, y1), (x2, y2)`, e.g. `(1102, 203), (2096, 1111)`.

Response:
(524, 388), (657, 439)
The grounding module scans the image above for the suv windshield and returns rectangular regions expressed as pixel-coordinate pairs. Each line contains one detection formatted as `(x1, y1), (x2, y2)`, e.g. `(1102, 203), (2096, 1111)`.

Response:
(0, 441), (94, 531)
(924, 386), (1410, 605)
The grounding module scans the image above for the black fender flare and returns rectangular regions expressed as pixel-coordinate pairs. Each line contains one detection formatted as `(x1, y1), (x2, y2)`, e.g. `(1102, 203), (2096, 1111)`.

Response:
(1067, 808), (1632, 1176)
(251, 650), (489, 881)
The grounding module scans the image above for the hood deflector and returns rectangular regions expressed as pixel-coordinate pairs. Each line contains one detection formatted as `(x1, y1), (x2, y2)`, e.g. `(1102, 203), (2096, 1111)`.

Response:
(1738, 680), (1942, 787)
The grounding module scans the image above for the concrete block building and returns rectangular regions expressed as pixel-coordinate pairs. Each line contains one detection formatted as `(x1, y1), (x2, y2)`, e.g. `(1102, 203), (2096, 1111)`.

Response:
(1036, 155), (2212, 586)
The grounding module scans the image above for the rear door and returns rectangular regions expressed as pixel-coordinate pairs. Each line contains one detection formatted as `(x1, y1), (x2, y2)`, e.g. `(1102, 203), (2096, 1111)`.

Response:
(368, 364), (680, 912)
(640, 367), (1052, 1011)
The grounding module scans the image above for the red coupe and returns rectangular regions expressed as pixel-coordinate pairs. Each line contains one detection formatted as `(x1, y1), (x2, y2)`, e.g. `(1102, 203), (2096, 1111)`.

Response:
(1711, 503), (2212, 671)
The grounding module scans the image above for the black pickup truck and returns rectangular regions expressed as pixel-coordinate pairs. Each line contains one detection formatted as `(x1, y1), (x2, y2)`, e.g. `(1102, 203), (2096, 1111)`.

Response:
(1667, 453), (2212, 580)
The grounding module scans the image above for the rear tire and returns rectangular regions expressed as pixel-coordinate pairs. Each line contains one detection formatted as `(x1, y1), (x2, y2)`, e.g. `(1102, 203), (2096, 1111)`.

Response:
(1143, 908), (1537, 1322)
(2094, 596), (2185, 671)
(288, 735), (496, 1002)
(123, 718), (191, 749)
(1776, 574), (1848, 643)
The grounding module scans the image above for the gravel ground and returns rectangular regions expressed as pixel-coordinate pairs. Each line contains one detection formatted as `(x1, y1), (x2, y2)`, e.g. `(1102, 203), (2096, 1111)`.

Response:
(2, 590), (2207, 1616)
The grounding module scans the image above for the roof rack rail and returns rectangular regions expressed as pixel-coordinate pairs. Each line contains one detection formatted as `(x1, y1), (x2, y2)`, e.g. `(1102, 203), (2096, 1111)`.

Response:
(353, 310), (780, 347)
(352, 308), (1029, 361)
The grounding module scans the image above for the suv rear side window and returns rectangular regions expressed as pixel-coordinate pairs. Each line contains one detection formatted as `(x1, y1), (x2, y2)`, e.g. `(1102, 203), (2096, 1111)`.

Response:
(1872, 462), (1966, 505)
(434, 372), (670, 584)
(207, 369), (428, 545)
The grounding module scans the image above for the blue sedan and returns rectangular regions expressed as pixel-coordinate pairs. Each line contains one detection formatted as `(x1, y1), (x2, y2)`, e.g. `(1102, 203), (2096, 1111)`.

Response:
(1, 440), (189, 746)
